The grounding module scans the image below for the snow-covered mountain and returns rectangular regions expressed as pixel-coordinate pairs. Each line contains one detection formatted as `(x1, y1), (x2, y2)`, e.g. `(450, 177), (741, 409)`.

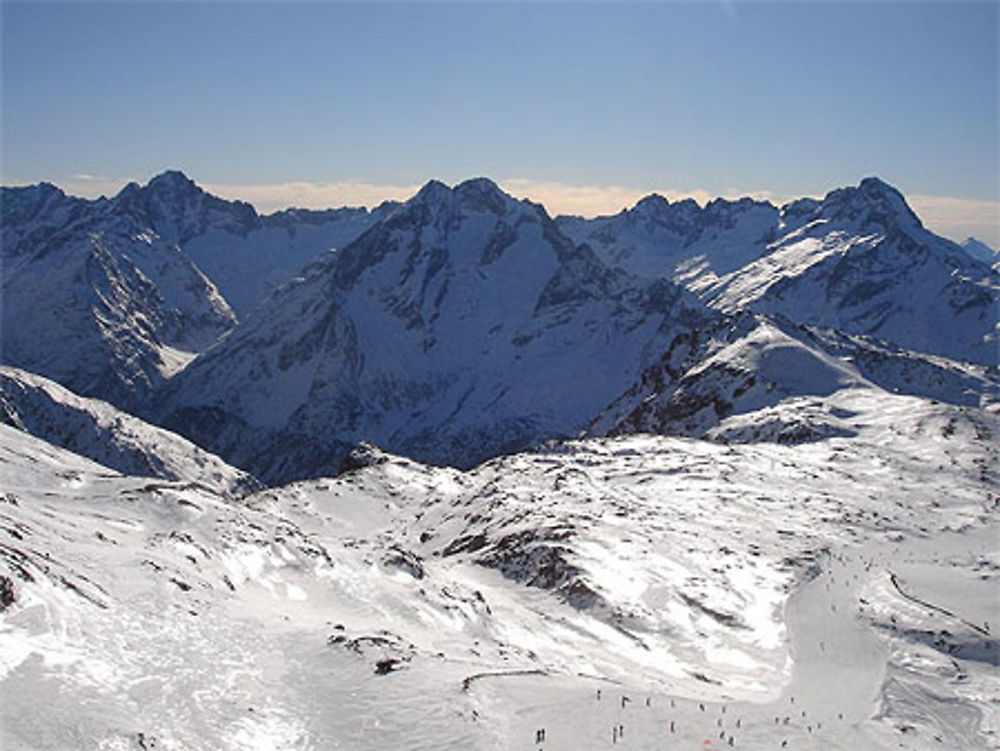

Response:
(2, 386), (997, 749)
(557, 193), (782, 281)
(162, 179), (702, 479)
(160, 178), (709, 482)
(0, 366), (256, 497)
(560, 178), (999, 367)
(1, 172), (390, 410)
(3, 170), (999, 750)
(1, 182), (236, 409)
(116, 170), (394, 318)
(4, 171), (995, 484)
(589, 312), (1000, 442)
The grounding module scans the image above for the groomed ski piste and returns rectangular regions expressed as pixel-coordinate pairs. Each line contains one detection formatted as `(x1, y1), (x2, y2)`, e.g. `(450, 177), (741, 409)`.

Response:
(1, 384), (997, 750)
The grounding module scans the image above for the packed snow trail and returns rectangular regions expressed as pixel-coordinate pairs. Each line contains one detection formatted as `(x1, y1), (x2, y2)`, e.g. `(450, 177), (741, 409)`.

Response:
(472, 527), (1000, 751)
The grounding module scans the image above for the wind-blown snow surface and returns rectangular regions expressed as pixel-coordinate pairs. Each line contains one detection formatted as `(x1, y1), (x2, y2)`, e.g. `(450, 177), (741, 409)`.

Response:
(2, 386), (997, 750)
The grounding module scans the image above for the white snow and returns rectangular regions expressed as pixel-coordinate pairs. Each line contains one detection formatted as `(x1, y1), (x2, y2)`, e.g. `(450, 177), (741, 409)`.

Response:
(1, 382), (997, 749)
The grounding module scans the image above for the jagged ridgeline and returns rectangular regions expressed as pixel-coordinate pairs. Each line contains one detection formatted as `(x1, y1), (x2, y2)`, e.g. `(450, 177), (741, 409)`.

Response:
(2, 172), (997, 484)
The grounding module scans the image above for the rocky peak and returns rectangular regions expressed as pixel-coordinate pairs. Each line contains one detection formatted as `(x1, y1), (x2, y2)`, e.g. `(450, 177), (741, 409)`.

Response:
(146, 169), (200, 196)
(454, 177), (514, 214)
(113, 170), (259, 244)
(818, 176), (923, 236)
(703, 195), (775, 219)
(615, 194), (700, 237)
(632, 193), (671, 214)
(1, 182), (74, 227)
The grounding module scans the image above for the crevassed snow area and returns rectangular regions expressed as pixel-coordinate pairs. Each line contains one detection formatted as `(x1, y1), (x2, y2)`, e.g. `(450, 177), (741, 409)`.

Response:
(1, 386), (998, 750)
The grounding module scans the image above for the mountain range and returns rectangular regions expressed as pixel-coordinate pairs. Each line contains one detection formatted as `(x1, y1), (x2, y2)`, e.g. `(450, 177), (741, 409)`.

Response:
(2, 171), (996, 483)
(1, 170), (998, 749)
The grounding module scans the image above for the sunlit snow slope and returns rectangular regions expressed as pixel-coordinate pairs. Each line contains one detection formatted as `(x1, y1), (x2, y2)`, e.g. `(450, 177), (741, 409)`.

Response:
(2, 386), (997, 750)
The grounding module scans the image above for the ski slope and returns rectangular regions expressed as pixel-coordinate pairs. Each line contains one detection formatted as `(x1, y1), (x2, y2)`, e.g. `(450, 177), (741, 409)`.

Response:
(1, 385), (997, 749)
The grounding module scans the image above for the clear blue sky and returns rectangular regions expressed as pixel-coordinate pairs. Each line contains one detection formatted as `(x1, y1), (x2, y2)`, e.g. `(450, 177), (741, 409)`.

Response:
(2, 1), (998, 232)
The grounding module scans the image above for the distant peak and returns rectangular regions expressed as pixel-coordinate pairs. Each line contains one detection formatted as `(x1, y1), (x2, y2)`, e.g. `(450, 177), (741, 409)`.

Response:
(414, 179), (451, 202)
(819, 176), (923, 233)
(456, 176), (502, 194)
(959, 236), (998, 264)
(409, 177), (519, 217)
(2, 181), (66, 199)
(963, 237), (995, 251)
(633, 193), (671, 212)
(858, 176), (903, 198)
(146, 169), (200, 193)
(704, 195), (774, 213)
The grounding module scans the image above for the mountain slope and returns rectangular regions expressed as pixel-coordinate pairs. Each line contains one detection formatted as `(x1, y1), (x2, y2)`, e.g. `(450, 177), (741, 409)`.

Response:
(1, 172), (390, 409)
(705, 179), (999, 367)
(1, 186), (236, 408)
(557, 193), (782, 280)
(589, 312), (1000, 442)
(561, 179), (999, 367)
(116, 170), (392, 317)
(2, 389), (996, 749)
(160, 178), (708, 482)
(0, 366), (256, 496)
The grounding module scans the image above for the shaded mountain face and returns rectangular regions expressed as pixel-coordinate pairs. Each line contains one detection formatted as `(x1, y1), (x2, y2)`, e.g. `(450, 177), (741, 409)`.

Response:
(160, 178), (710, 481)
(102, 170), (394, 318)
(560, 178), (999, 366)
(0, 172), (389, 410)
(1, 184), (236, 409)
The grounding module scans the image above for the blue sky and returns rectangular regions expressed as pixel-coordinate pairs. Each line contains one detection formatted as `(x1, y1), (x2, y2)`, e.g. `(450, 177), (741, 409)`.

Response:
(2, 2), (998, 243)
